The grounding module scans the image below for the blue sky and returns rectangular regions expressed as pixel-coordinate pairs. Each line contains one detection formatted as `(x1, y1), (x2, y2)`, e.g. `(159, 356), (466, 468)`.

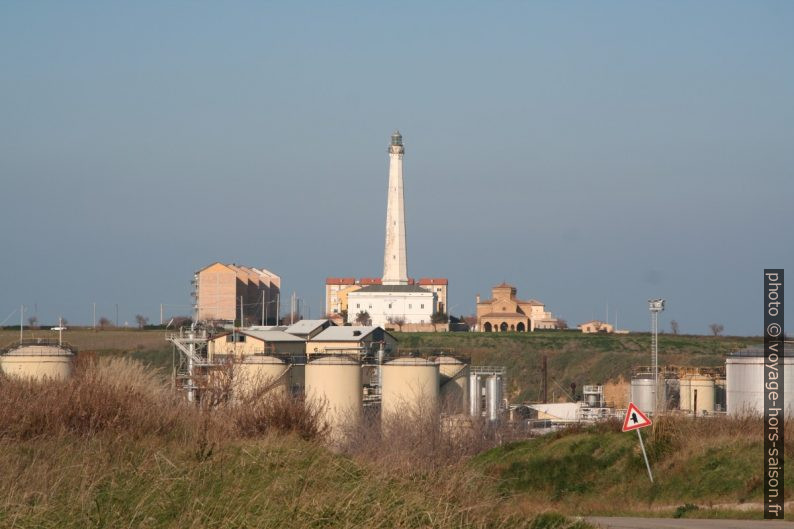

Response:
(1, 2), (792, 335)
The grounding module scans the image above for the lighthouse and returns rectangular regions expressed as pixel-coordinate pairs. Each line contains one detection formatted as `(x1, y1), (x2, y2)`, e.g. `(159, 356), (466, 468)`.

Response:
(382, 130), (409, 285)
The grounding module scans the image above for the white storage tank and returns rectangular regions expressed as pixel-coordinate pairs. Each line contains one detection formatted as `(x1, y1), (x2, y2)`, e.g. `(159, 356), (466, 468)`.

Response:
(630, 375), (665, 414)
(0, 341), (74, 381)
(305, 355), (362, 435)
(233, 355), (290, 399)
(381, 357), (439, 419)
(679, 376), (691, 412)
(685, 374), (715, 416)
(434, 355), (469, 414)
(727, 346), (794, 416)
(469, 374), (483, 417)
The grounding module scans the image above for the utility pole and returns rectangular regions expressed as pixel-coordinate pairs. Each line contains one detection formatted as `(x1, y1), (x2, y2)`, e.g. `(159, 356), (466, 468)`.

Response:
(93, 302), (96, 331)
(19, 305), (24, 341)
(261, 291), (265, 325)
(160, 304), (164, 326)
(115, 304), (119, 327)
(276, 293), (280, 326)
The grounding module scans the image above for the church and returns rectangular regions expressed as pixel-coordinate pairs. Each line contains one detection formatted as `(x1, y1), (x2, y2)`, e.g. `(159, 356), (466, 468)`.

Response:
(475, 283), (560, 332)
(346, 132), (440, 327)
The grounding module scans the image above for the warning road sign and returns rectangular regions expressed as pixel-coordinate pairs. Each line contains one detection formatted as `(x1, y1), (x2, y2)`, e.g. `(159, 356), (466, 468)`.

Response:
(622, 402), (652, 432)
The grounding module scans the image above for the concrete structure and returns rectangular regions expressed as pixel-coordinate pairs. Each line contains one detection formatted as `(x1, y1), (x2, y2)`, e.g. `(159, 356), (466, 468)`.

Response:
(207, 329), (305, 360)
(0, 340), (75, 381)
(726, 345), (794, 416)
(305, 355), (362, 437)
(578, 320), (615, 334)
(435, 356), (469, 414)
(476, 283), (559, 332)
(195, 262), (280, 324)
(307, 326), (396, 356)
(381, 357), (440, 419)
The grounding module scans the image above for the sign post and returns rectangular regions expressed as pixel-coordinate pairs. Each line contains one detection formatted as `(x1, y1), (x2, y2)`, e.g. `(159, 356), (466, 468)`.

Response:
(622, 402), (654, 483)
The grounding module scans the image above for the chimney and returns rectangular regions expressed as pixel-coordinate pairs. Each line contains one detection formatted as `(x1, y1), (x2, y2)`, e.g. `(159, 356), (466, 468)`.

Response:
(353, 330), (361, 336)
(476, 294), (481, 304)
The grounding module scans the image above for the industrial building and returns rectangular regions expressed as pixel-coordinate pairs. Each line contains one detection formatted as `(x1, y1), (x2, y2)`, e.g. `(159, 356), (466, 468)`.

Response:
(194, 262), (280, 324)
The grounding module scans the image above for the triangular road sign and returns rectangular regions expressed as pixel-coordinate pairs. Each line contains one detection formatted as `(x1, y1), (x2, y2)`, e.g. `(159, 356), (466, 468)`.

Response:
(622, 402), (652, 432)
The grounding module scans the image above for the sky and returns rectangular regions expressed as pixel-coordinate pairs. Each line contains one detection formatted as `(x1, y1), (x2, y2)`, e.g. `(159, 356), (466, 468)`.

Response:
(1, 1), (792, 336)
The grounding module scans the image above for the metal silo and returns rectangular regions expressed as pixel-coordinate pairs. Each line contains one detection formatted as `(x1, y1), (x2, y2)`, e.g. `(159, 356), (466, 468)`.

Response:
(233, 355), (290, 399)
(0, 340), (74, 381)
(469, 374), (483, 417)
(381, 357), (440, 419)
(434, 355), (469, 414)
(305, 355), (362, 435)
(630, 374), (665, 414)
(727, 346), (794, 416)
(485, 375), (502, 422)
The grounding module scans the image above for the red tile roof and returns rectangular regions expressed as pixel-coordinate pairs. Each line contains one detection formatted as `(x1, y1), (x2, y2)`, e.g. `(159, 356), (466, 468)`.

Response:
(418, 278), (448, 285)
(326, 277), (356, 285)
(359, 277), (382, 285)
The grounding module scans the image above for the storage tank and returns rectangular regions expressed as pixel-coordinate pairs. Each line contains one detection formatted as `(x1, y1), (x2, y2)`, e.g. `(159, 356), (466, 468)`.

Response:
(305, 356), (362, 434)
(434, 356), (469, 414)
(727, 346), (794, 416)
(679, 376), (691, 411)
(233, 355), (289, 398)
(630, 375), (665, 414)
(0, 342), (74, 381)
(486, 375), (502, 422)
(469, 374), (482, 417)
(685, 375), (715, 415)
(381, 357), (439, 419)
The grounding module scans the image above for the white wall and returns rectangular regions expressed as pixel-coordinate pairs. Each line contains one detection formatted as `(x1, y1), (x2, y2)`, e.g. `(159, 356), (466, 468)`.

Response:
(347, 291), (436, 326)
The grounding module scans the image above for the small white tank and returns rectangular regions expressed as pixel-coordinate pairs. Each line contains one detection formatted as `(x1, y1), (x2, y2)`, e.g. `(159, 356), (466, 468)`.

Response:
(434, 356), (469, 414)
(381, 357), (440, 419)
(686, 374), (715, 416)
(679, 377), (691, 411)
(0, 344), (74, 381)
(233, 355), (289, 399)
(305, 356), (362, 435)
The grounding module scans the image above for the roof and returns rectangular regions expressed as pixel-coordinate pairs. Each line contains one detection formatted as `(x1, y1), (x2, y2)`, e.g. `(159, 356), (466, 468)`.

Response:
(418, 278), (448, 285)
(479, 312), (528, 319)
(284, 319), (331, 336)
(326, 277), (356, 285)
(523, 299), (545, 306)
(578, 320), (609, 326)
(311, 326), (393, 342)
(359, 277), (383, 285)
(214, 330), (304, 342)
(352, 284), (431, 294)
(494, 282), (515, 289)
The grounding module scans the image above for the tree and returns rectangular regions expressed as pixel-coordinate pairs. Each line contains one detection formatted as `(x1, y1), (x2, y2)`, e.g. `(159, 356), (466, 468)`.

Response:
(431, 311), (448, 324)
(670, 320), (679, 335)
(556, 318), (568, 330)
(355, 311), (370, 326)
(135, 314), (149, 329)
(170, 316), (193, 328)
(387, 316), (406, 331)
(462, 315), (477, 329)
(98, 317), (113, 329)
(27, 316), (38, 329)
(709, 323), (724, 336)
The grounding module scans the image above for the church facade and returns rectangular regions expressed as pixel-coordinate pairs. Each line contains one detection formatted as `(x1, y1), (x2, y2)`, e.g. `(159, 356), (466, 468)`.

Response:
(475, 283), (559, 332)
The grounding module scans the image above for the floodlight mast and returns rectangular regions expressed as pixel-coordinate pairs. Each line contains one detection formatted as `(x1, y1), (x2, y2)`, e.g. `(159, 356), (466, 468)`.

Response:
(648, 299), (665, 414)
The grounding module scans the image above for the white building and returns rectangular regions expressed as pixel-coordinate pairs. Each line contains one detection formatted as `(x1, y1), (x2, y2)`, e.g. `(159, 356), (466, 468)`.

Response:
(347, 285), (436, 327)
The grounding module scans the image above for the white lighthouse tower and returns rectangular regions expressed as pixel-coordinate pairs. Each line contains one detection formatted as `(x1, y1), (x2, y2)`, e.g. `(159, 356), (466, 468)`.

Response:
(382, 130), (409, 285)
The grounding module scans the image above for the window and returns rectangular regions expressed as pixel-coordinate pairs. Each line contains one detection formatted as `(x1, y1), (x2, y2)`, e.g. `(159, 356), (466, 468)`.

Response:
(421, 304), (424, 309)
(369, 304), (372, 309)
(356, 304), (360, 309)
(388, 303), (392, 309)
(409, 304), (412, 309)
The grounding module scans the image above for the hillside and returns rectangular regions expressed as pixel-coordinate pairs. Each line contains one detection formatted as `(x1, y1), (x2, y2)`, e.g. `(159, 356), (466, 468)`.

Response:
(474, 416), (793, 520)
(394, 331), (758, 402)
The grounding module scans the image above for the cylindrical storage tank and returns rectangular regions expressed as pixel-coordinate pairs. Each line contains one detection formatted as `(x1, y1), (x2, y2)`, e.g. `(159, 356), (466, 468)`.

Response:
(233, 355), (289, 399)
(686, 375), (715, 416)
(469, 374), (482, 417)
(679, 377), (691, 412)
(714, 378), (726, 412)
(381, 357), (440, 419)
(305, 356), (362, 436)
(0, 344), (74, 381)
(727, 347), (794, 416)
(486, 375), (502, 422)
(630, 375), (665, 414)
(434, 356), (469, 414)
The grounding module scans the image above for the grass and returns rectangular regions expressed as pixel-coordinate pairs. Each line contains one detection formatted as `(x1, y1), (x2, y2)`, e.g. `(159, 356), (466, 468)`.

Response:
(0, 356), (587, 528)
(474, 416), (794, 520)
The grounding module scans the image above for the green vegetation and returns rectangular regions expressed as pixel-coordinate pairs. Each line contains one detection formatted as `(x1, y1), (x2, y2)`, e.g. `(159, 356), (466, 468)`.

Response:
(394, 331), (758, 401)
(474, 417), (794, 519)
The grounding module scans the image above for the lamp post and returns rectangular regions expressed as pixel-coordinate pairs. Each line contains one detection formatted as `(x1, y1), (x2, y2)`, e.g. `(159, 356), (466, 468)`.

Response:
(648, 298), (665, 414)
